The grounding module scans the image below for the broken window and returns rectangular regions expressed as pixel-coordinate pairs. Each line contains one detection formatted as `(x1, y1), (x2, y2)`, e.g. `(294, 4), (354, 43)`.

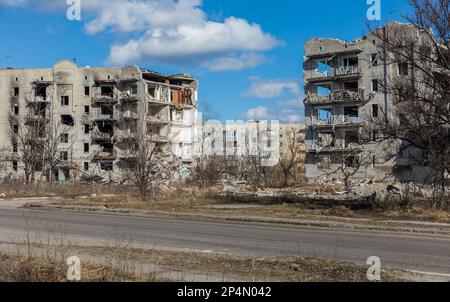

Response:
(84, 124), (90, 134)
(60, 96), (69, 106)
(13, 161), (18, 172)
(101, 86), (113, 97)
(345, 155), (360, 168)
(345, 130), (359, 148)
(372, 104), (379, 118)
(61, 115), (74, 126)
(84, 162), (89, 171)
(35, 84), (47, 99)
(85, 86), (90, 96)
(343, 81), (358, 91)
(85, 106), (90, 114)
(317, 156), (331, 170)
(371, 54), (378, 66)
(372, 79), (379, 92)
(316, 132), (335, 149)
(147, 86), (156, 98)
(84, 143), (89, 153)
(100, 106), (113, 116)
(60, 151), (68, 161)
(13, 125), (18, 134)
(398, 63), (409, 76)
(344, 106), (359, 118)
(13, 143), (18, 153)
(60, 133), (69, 143)
(13, 87), (19, 97)
(14, 105), (19, 115)
(343, 57), (358, 66)
(399, 113), (408, 126)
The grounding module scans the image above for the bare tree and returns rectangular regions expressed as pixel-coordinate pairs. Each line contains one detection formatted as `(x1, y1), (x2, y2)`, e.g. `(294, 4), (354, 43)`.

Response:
(13, 91), (47, 184)
(125, 110), (163, 200)
(42, 110), (77, 183)
(278, 129), (305, 187)
(365, 0), (449, 197)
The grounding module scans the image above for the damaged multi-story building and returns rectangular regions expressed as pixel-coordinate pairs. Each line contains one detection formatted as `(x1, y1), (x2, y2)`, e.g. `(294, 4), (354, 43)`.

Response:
(0, 60), (199, 183)
(303, 22), (437, 182)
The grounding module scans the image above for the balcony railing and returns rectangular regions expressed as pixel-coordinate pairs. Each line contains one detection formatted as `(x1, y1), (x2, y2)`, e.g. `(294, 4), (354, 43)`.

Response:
(91, 113), (116, 121)
(304, 65), (360, 82)
(333, 65), (359, 77)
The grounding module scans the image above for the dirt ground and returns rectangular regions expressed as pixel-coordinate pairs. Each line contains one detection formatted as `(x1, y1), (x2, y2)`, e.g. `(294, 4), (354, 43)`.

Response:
(52, 187), (450, 224)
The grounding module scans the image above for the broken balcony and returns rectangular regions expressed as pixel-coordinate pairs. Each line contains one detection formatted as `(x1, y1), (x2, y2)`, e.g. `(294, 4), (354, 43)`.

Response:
(92, 86), (119, 104)
(92, 150), (117, 161)
(305, 89), (365, 105)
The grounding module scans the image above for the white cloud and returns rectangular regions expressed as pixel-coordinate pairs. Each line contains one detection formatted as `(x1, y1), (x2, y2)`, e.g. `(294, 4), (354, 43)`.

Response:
(243, 77), (300, 99)
(243, 106), (270, 120)
(107, 16), (279, 66)
(0, 0), (279, 71)
(204, 53), (266, 72)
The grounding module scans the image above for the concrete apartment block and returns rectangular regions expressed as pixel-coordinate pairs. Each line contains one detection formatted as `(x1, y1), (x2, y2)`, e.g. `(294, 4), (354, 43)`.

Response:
(303, 22), (429, 182)
(0, 60), (199, 183)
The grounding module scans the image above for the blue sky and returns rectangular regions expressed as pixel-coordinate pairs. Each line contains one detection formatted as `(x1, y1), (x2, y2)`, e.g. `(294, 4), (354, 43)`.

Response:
(0, 0), (411, 122)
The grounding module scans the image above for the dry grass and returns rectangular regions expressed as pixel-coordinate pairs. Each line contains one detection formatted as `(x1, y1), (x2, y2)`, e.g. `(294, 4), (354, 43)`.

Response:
(55, 187), (450, 223)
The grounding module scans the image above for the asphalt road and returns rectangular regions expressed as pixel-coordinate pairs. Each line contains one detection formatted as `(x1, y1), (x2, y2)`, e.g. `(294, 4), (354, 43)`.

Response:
(0, 207), (449, 275)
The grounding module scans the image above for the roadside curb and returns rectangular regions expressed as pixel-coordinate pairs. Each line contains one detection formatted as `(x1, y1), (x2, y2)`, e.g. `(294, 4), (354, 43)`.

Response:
(24, 203), (450, 236)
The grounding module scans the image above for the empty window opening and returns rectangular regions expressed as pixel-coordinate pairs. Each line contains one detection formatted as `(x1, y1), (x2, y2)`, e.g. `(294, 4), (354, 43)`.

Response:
(344, 81), (358, 90)
(60, 133), (69, 143)
(13, 87), (19, 97)
(101, 86), (113, 97)
(84, 143), (90, 153)
(35, 84), (47, 99)
(100, 106), (113, 116)
(60, 151), (68, 161)
(85, 86), (90, 96)
(13, 143), (18, 153)
(13, 125), (18, 134)
(84, 106), (90, 114)
(60, 96), (69, 106)
(398, 63), (409, 76)
(13, 161), (18, 172)
(372, 155), (377, 168)
(84, 124), (90, 134)
(147, 86), (156, 98)
(344, 106), (359, 118)
(61, 115), (74, 126)
(14, 105), (19, 115)
(372, 104), (379, 118)
(372, 79), (379, 92)
(83, 162), (89, 171)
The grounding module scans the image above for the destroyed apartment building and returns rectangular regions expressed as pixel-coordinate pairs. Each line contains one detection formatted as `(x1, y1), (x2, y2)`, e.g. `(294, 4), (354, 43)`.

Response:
(0, 60), (199, 183)
(303, 22), (435, 182)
